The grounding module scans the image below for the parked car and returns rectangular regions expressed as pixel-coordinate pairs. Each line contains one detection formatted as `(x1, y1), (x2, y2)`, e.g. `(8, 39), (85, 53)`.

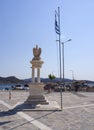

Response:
(12, 84), (29, 90)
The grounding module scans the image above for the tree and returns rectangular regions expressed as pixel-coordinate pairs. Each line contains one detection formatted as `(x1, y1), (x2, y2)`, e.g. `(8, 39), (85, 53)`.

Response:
(48, 74), (56, 80)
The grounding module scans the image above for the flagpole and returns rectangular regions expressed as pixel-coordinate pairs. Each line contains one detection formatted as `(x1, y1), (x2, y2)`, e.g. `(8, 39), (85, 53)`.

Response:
(55, 7), (63, 110)
(58, 7), (63, 110)
(58, 7), (62, 80)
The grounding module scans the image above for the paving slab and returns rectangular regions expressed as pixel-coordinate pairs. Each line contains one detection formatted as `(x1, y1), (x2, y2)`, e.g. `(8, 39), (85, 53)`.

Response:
(0, 104), (39, 130)
(0, 91), (94, 130)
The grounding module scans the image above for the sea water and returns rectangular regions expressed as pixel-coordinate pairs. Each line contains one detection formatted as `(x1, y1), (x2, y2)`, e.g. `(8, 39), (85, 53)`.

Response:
(0, 84), (15, 90)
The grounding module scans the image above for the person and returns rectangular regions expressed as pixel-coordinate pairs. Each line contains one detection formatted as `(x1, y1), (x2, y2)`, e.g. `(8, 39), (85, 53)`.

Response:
(9, 90), (11, 100)
(74, 84), (79, 92)
(47, 85), (51, 93)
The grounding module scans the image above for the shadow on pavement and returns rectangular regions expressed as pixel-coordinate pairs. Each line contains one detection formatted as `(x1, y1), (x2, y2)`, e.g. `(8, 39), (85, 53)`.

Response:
(0, 121), (12, 126)
(0, 108), (58, 130)
(0, 110), (16, 117)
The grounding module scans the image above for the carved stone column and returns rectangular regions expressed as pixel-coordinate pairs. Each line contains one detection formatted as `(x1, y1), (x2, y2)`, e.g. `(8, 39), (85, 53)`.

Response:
(32, 67), (35, 83)
(37, 68), (40, 83)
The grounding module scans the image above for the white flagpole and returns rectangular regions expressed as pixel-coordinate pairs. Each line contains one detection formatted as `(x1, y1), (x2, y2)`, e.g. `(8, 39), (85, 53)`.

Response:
(55, 7), (63, 110)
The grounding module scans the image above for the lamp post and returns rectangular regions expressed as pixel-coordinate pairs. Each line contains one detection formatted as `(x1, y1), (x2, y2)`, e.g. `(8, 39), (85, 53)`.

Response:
(61, 39), (72, 110)
(70, 70), (74, 81)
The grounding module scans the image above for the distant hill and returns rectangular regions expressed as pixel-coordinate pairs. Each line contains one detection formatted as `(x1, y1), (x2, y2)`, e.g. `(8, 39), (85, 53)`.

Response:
(1, 76), (94, 85)
(24, 78), (31, 83)
(41, 78), (73, 83)
(24, 77), (94, 84)
(0, 76), (24, 84)
(24, 77), (74, 83)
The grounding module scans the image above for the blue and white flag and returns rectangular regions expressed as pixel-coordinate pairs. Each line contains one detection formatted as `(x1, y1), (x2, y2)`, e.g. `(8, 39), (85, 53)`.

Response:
(55, 12), (60, 35)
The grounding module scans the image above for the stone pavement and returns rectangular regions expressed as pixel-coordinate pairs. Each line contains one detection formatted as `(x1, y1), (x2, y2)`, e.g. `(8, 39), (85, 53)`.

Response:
(0, 91), (94, 130)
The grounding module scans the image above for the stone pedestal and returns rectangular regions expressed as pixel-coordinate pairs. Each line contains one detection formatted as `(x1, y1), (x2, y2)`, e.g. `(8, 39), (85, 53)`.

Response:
(25, 83), (48, 105)
(29, 83), (44, 95)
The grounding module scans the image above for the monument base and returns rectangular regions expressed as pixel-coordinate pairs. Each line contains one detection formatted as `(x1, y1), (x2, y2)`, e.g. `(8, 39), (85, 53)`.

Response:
(25, 95), (48, 105)
(25, 83), (49, 105)
(13, 101), (60, 111)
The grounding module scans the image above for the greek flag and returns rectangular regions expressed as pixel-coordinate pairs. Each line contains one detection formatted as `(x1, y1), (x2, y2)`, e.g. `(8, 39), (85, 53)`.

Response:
(55, 12), (60, 35)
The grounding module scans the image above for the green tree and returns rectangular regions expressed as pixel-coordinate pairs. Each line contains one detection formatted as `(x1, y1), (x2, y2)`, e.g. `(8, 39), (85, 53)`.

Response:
(48, 74), (56, 80)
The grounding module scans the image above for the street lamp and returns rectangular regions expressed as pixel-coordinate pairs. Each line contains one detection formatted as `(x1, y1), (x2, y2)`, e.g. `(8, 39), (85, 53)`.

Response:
(60, 39), (72, 109)
(61, 39), (72, 81)
(70, 70), (74, 81)
(61, 39), (72, 82)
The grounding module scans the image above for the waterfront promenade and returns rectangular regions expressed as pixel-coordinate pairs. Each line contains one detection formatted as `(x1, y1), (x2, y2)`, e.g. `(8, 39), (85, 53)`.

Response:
(0, 91), (94, 130)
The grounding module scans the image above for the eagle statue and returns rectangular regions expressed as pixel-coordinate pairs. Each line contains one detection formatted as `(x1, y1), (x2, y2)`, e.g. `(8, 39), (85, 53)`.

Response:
(33, 45), (41, 60)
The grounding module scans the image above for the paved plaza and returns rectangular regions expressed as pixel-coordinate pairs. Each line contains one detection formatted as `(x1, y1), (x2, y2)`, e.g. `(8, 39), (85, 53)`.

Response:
(0, 91), (94, 130)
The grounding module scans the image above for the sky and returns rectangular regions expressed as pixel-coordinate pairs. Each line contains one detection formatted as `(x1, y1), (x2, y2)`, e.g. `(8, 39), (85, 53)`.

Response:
(0, 0), (94, 81)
